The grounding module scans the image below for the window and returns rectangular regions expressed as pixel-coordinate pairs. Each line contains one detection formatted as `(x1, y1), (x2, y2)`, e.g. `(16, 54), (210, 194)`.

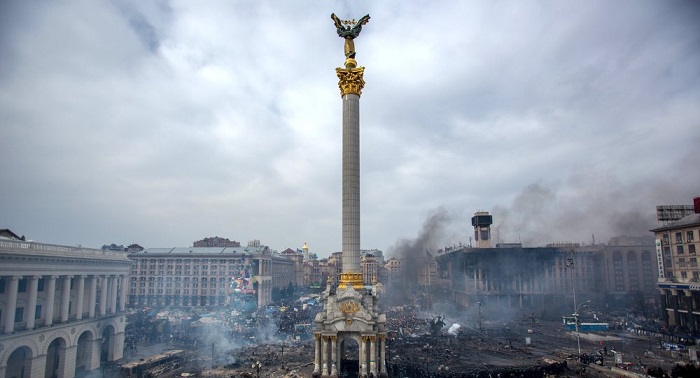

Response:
(35, 305), (42, 319)
(691, 245), (697, 255)
(664, 247), (671, 256)
(38, 278), (44, 292)
(691, 258), (698, 267)
(676, 233), (684, 244)
(18, 279), (27, 293)
(681, 271), (688, 279)
(663, 234), (670, 245)
(678, 246), (685, 255)
(679, 259), (686, 267)
(694, 272), (699, 280)
(14, 307), (24, 323)
(688, 231), (695, 243)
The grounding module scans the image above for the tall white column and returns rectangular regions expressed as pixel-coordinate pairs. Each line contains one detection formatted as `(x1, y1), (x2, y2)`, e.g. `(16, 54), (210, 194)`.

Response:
(45, 275), (57, 326)
(342, 92), (361, 274)
(76, 275), (85, 320)
(360, 336), (367, 377)
(111, 275), (118, 314)
(370, 336), (377, 376)
(120, 275), (128, 311)
(321, 336), (328, 376)
(99, 276), (108, 316)
(331, 336), (338, 376)
(26, 276), (40, 329)
(380, 335), (387, 375)
(105, 275), (112, 312)
(313, 334), (321, 375)
(4, 276), (20, 333)
(60, 275), (72, 322)
(88, 276), (97, 318)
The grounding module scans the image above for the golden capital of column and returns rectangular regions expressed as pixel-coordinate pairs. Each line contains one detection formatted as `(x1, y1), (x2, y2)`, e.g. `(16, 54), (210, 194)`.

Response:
(336, 66), (365, 97)
(337, 272), (364, 290)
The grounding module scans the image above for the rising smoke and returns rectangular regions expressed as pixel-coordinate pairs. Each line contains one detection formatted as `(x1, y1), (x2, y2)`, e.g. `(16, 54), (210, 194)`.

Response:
(491, 180), (675, 247)
(384, 208), (451, 306)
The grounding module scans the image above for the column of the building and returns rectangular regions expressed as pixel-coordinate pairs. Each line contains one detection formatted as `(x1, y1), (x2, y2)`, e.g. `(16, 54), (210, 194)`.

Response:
(360, 336), (367, 377)
(370, 336), (377, 376)
(330, 335), (337, 376)
(105, 275), (113, 313)
(60, 275), (72, 323)
(88, 276), (97, 318)
(75, 276), (85, 320)
(120, 275), (128, 312)
(685, 292), (695, 332)
(99, 276), (108, 316)
(313, 334), (321, 376)
(45, 276), (57, 326)
(379, 334), (387, 377)
(26, 275), (40, 330)
(3, 276), (20, 333)
(672, 290), (681, 327)
(111, 275), (119, 314)
(321, 336), (329, 376)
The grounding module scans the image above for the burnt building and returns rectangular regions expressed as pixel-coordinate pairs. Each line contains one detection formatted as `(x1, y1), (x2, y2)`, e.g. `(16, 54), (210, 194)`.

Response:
(436, 240), (658, 320)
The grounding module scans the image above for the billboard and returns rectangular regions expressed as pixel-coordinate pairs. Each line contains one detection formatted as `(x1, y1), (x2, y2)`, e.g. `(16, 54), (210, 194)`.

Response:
(656, 239), (664, 278)
(656, 205), (694, 223)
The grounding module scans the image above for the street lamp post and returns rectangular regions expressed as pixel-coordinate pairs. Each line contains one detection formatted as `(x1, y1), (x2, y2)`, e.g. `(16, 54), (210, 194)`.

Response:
(566, 251), (591, 356)
(574, 300), (591, 355)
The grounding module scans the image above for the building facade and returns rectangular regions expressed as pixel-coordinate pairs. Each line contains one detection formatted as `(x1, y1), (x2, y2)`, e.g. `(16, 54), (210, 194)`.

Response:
(651, 197), (700, 333)
(127, 245), (299, 309)
(599, 236), (658, 309)
(0, 237), (131, 378)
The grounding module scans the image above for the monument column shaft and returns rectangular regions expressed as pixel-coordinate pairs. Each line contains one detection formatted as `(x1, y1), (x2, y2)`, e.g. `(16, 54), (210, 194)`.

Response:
(342, 93), (361, 273)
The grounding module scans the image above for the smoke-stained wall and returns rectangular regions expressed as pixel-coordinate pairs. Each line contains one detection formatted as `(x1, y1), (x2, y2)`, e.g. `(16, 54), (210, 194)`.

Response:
(436, 244), (658, 321)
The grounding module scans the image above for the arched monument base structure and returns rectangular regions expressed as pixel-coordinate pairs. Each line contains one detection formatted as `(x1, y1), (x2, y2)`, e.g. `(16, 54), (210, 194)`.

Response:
(313, 282), (387, 378)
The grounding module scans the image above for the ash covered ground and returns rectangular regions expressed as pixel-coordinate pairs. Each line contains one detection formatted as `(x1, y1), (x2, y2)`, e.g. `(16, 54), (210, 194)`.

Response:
(116, 303), (695, 378)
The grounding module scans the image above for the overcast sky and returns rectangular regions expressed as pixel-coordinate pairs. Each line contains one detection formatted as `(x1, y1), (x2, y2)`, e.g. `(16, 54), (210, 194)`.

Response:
(1, 1), (698, 257)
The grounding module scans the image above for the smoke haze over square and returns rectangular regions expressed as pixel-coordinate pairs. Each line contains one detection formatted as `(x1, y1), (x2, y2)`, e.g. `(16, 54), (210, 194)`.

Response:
(1, 1), (698, 256)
